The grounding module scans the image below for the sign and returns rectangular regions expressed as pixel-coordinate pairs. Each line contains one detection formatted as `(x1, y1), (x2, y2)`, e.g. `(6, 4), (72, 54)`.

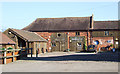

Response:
(71, 37), (83, 41)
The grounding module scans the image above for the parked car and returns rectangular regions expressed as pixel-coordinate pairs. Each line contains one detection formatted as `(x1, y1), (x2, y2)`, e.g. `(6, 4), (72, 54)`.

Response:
(87, 45), (97, 52)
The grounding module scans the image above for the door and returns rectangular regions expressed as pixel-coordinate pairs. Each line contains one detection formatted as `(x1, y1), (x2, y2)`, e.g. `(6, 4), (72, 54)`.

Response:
(69, 36), (85, 51)
(55, 42), (60, 51)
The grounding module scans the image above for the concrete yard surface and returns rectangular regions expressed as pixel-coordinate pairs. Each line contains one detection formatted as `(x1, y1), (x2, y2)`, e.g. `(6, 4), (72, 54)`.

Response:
(2, 52), (119, 72)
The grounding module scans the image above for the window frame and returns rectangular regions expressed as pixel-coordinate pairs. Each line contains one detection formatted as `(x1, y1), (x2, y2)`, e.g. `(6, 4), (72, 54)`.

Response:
(51, 43), (56, 47)
(57, 33), (61, 37)
(76, 32), (80, 36)
(104, 31), (109, 36)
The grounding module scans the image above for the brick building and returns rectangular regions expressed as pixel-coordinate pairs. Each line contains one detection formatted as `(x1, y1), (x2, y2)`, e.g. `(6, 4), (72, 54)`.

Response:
(22, 15), (119, 52)
(92, 21), (119, 50)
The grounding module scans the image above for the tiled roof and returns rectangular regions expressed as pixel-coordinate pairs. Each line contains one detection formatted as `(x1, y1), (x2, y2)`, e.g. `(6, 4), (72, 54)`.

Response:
(22, 16), (92, 31)
(93, 21), (118, 30)
(0, 32), (16, 44)
(9, 28), (47, 42)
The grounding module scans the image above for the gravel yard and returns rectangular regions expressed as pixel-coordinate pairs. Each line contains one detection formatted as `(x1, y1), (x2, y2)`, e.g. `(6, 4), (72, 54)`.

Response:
(2, 52), (119, 72)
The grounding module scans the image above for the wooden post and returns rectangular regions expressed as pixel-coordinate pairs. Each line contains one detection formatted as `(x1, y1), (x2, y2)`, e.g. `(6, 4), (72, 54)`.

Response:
(36, 48), (38, 57)
(15, 36), (18, 49)
(4, 49), (6, 64)
(31, 48), (32, 57)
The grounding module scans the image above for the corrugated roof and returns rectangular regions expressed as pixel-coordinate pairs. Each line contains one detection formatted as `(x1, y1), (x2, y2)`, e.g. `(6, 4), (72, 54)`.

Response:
(93, 21), (118, 30)
(22, 17), (92, 31)
(9, 28), (47, 42)
(0, 32), (16, 44)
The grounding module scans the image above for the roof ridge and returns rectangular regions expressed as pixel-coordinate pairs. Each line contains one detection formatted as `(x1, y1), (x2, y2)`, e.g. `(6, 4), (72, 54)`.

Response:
(9, 28), (47, 42)
(94, 20), (118, 22)
(22, 16), (92, 31)
(9, 28), (29, 41)
(36, 16), (91, 19)
(11, 28), (35, 34)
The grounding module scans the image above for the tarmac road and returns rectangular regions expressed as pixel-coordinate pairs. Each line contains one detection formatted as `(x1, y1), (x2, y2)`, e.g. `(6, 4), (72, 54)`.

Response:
(2, 52), (119, 72)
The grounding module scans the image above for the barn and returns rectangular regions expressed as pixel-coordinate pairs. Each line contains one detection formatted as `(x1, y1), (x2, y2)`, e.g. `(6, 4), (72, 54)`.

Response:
(21, 15), (119, 52)
(3, 28), (47, 54)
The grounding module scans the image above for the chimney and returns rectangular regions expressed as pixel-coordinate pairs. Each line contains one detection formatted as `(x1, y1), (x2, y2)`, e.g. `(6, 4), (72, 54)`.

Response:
(89, 14), (94, 29)
(91, 14), (94, 29)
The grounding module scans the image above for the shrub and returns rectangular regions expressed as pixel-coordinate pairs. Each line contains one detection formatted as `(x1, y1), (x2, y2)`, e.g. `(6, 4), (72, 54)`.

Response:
(85, 45), (87, 50)
(7, 47), (13, 50)
(110, 44), (113, 47)
(84, 37), (87, 50)
(0, 48), (5, 50)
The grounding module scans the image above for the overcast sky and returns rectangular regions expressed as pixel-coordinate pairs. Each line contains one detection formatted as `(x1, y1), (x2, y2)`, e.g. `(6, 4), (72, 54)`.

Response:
(0, 2), (118, 31)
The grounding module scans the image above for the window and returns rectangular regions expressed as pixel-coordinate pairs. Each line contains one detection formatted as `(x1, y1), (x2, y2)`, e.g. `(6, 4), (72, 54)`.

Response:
(94, 40), (99, 45)
(107, 40), (111, 43)
(76, 32), (80, 36)
(105, 31), (109, 36)
(52, 43), (56, 47)
(57, 33), (61, 37)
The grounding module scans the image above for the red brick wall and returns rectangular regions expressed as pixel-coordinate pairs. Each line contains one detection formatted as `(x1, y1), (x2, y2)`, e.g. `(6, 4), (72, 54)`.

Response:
(92, 37), (114, 51)
(35, 32), (52, 52)
(35, 31), (91, 51)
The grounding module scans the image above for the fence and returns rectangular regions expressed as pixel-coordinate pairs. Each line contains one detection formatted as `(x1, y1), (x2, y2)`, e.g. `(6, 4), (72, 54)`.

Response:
(0, 48), (33, 64)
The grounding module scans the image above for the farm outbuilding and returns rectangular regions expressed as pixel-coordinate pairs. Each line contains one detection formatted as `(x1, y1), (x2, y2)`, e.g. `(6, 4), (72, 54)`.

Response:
(22, 15), (94, 52)
(3, 28), (47, 54)
(22, 14), (120, 52)
(0, 32), (16, 49)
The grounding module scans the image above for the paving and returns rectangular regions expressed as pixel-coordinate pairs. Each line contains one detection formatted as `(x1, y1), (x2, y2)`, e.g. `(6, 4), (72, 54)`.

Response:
(1, 51), (120, 72)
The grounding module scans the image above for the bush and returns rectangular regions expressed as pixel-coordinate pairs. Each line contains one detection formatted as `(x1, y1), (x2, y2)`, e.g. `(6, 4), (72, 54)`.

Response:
(84, 37), (87, 51)
(7, 47), (13, 50)
(85, 45), (87, 50)
(110, 44), (113, 47)
(0, 48), (5, 50)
